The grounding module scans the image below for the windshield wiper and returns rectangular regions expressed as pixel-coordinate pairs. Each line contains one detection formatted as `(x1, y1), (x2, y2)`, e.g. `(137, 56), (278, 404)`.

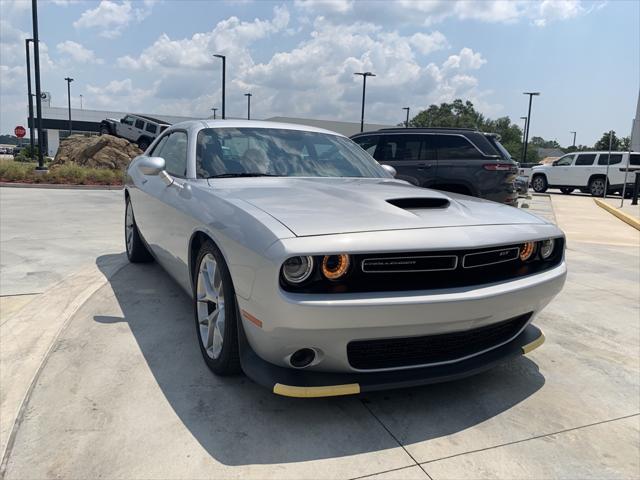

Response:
(206, 173), (279, 178)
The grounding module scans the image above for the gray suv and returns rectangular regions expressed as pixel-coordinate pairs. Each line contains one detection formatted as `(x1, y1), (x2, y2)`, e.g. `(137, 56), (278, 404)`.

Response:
(351, 128), (518, 206)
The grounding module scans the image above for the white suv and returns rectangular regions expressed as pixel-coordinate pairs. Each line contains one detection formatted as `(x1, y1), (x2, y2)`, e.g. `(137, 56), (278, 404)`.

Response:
(100, 114), (169, 151)
(531, 151), (640, 196)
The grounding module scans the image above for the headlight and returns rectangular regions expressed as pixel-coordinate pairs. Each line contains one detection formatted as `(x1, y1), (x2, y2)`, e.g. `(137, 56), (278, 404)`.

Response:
(519, 241), (536, 261)
(321, 254), (351, 280)
(282, 256), (314, 284)
(539, 239), (555, 259)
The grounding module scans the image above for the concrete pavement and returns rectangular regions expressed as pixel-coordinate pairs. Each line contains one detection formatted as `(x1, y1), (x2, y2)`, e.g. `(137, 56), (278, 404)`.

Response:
(1, 188), (638, 479)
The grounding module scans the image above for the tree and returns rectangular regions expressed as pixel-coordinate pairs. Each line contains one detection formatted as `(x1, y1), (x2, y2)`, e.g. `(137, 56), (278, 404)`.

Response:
(409, 99), (539, 162)
(620, 136), (631, 151)
(530, 136), (561, 149)
(594, 131), (621, 151)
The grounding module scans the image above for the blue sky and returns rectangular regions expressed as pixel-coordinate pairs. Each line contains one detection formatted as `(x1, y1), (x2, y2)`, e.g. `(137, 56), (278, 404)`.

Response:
(1, 0), (638, 147)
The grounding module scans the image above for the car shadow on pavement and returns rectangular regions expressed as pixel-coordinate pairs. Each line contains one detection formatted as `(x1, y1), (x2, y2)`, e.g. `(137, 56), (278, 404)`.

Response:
(95, 254), (545, 466)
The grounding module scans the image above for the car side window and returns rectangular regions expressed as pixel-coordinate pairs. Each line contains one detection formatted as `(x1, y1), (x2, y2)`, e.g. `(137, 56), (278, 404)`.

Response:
(434, 135), (480, 160)
(149, 134), (169, 156)
(157, 132), (188, 177)
(145, 123), (158, 134)
(555, 155), (574, 166)
(135, 119), (145, 130)
(575, 154), (596, 166)
(378, 135), (422, 162)
(122, 115), (135, 126)
(352, 136), (380, 158)
(630, 154), (640, 166)
(598, 154), (623, 165)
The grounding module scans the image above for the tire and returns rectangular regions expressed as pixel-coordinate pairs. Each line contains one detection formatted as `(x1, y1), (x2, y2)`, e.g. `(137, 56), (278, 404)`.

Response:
(531, 175), (548, 193)
(100, 126), (110, 135)
(589, 177), (606, 197)
(560, 187), (574, 194)
(193, 241), (241, 376)
(125, 197), (154, 263)
(137, 138), (151, 151)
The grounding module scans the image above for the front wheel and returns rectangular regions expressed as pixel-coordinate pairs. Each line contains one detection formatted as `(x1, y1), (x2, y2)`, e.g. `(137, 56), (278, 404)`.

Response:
(100, 126), (110, 135)
(589, 177), (606, 197)
(137, 138), (150, 151)
(125, 198), (154, 263)
(532, 175), (548, 193)
(560, 187), (574, 194)
(194, 241), (241, 375)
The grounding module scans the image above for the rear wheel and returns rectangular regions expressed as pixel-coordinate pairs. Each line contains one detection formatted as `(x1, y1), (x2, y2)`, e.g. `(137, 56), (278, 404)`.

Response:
(125, 198), (153, 263)
(137, 138), (151, 151)
(100, 126), (110, 135)
(560, 187), (574, 194)
(194, 241), (241, 375)
(531, 175), (548, 193)
(589, 177), (606, 197)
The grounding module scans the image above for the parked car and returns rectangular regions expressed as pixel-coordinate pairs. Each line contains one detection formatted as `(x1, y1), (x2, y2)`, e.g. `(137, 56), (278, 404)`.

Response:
(124, 120), (566, 397)
(515, 175), (529, 197)
(351, 128), (519, 206)
(517, 162), (539, 182)
(531, 151), (640, 196)
(100, 114), (169, 151)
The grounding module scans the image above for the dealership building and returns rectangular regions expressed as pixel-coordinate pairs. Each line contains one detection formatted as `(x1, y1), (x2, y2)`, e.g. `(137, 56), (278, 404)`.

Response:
(28, 102), (392, 157)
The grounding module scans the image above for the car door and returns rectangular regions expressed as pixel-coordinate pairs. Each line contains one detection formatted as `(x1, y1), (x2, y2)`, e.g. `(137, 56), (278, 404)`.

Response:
(376, 134), (437, 187)
(572, 153), (597, 186)
(597, 153), (624, 185)
(432, 134), (486, 195)
(546, 154), (574, 185)
(134, 118), (146, 140)
(117, 115), (137, 141)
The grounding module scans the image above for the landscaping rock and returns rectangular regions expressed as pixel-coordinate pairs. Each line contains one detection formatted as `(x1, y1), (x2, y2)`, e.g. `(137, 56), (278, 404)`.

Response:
(51, 134), (142, 170)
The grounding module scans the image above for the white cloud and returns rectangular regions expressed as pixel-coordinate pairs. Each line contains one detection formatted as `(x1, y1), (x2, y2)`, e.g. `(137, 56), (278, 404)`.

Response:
(56, 40), (104, 64)
(0, 65), (25, 94)
(85, 78), (156, 110)
(442, 47), (487, 71)
(73, 0), (155, 38)
(409, 31), (449, 55)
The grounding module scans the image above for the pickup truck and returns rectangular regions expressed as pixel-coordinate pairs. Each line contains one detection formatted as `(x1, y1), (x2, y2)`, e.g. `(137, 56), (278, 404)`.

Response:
(100, 114), (169, 151)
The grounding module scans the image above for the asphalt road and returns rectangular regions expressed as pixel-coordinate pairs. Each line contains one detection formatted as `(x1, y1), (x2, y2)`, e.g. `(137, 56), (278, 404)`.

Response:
(1, 189), (638, 479)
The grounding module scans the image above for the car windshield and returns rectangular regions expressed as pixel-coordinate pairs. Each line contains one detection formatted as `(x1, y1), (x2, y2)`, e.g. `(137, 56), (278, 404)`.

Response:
(196, 127), (387, 179)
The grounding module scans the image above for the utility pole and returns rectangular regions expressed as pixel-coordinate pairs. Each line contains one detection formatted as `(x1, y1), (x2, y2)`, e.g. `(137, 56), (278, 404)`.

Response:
(31, 0), (45, 169)
(519, 116), (527, 161)
(570, 131), (576, 147)
(213, 54), (226, 119)
(354, 72), (375, 132)
(80, 94), (83, 110)
(522, 92), (540, 163)
(25, 39), (35, 161)
(64, 77), (74, 135)
(402, 107), (410, 128)
(244, 93), (252, 120)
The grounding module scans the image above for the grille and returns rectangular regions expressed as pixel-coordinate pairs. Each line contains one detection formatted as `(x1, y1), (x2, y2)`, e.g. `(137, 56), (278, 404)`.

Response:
(347, 313), (532, 370)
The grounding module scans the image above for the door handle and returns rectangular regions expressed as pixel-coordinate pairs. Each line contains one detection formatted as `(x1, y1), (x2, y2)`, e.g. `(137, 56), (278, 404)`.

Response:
(417, 164), (432, 170)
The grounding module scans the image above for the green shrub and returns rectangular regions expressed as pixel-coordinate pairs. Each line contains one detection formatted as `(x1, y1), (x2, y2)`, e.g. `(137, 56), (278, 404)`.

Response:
(0, 160), (123, 185)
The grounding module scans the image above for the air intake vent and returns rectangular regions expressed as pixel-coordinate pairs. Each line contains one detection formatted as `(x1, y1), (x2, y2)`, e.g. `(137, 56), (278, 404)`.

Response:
(387, 198), (449, 209)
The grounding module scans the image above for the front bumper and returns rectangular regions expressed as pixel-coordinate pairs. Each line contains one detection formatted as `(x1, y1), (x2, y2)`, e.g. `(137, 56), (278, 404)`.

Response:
(239, 322), (545, 398)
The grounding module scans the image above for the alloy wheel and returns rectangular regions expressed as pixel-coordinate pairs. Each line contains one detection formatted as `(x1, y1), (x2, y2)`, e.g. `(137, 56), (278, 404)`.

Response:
(125, 202), (134, 255)
(196, 253), (226, 359)
(591, 179), (605, 196)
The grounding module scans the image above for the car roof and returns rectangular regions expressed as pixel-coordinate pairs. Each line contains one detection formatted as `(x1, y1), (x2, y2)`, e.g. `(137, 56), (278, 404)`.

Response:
(132, 114), (170, 125)
(352, 127), (490, 136)
(561, 151), (634, 154)
(167, 119), (344, 136)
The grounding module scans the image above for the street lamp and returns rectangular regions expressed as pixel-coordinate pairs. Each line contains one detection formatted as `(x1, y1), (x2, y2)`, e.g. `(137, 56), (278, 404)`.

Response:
(519, 116), (527, 160)
(213, 54), (226, 119)
(244, 93), (252, 120)
(354, 72), (375, 132)
(31, 0), (45, 169)
(522, 92), (540, 163)
(80, 94), (83, 110)
(211, 107), (218, 119)
(402, 107), (410, 128)
(570, 131), (576, 147)
(64, 77), (74, 135)
(25, 39), (35, 160)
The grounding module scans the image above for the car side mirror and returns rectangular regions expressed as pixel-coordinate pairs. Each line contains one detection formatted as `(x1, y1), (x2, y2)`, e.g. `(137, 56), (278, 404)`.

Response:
(381, 164), (397, 177)
(137, 156), (166, 176)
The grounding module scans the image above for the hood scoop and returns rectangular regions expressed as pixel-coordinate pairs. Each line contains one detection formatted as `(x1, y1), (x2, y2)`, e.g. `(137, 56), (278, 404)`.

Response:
(387, 197), (450, 210)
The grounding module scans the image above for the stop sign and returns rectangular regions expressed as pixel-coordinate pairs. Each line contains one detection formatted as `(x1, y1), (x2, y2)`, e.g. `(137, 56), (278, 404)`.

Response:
(14, 126), (26, 138)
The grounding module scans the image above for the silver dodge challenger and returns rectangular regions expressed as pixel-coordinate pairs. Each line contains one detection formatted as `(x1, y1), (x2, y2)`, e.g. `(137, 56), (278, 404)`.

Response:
(124, 120), (566, 398)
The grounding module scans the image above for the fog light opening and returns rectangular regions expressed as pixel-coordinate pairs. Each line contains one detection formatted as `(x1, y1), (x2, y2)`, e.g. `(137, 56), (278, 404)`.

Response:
(290, 348), (316, 368)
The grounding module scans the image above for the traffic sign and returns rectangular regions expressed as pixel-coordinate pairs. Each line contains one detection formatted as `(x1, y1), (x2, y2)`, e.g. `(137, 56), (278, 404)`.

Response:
(14, 126), (26, 138)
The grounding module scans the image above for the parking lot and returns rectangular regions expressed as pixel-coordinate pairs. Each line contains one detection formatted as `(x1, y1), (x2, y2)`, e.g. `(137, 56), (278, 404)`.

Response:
(1, 187), (638, 479)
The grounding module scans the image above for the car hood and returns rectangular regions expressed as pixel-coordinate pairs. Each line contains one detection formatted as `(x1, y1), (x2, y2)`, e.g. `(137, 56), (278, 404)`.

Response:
(208, 177), (546, 237)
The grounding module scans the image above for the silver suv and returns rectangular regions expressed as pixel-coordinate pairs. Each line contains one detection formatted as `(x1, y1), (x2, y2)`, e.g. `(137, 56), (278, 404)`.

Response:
(100, 114), (169, 151)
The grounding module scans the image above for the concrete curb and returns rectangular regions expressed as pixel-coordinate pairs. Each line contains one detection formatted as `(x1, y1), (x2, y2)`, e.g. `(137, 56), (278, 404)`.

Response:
(0, 182), (123, 190)
(0, 255), (128, 471)
(593, 198), (640, 231)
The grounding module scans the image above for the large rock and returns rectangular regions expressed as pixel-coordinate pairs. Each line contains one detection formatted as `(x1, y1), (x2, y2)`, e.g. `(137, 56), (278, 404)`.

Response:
(51, 134), (142, 170)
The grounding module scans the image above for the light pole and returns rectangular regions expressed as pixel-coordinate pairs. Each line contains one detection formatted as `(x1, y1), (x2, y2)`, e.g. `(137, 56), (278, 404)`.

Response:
(31, 0), (45, 169)
(519, 116), (527, 160)
(522, 92), (540, 163)
(211, 107), (218, 119)
(80, 94), (83, 110)
(25, 38), (35, 160)
(570, 131), (576, 147)
(402, 107), (410, 128)
(244, 93), (252, 120)
(64, 77), (74, 135)
(354, 71), (375, 132)
(213, 54), (226, 119)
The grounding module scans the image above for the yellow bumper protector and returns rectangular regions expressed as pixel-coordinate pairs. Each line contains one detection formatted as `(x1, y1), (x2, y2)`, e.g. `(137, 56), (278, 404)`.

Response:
(273, 383), (360, 398)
